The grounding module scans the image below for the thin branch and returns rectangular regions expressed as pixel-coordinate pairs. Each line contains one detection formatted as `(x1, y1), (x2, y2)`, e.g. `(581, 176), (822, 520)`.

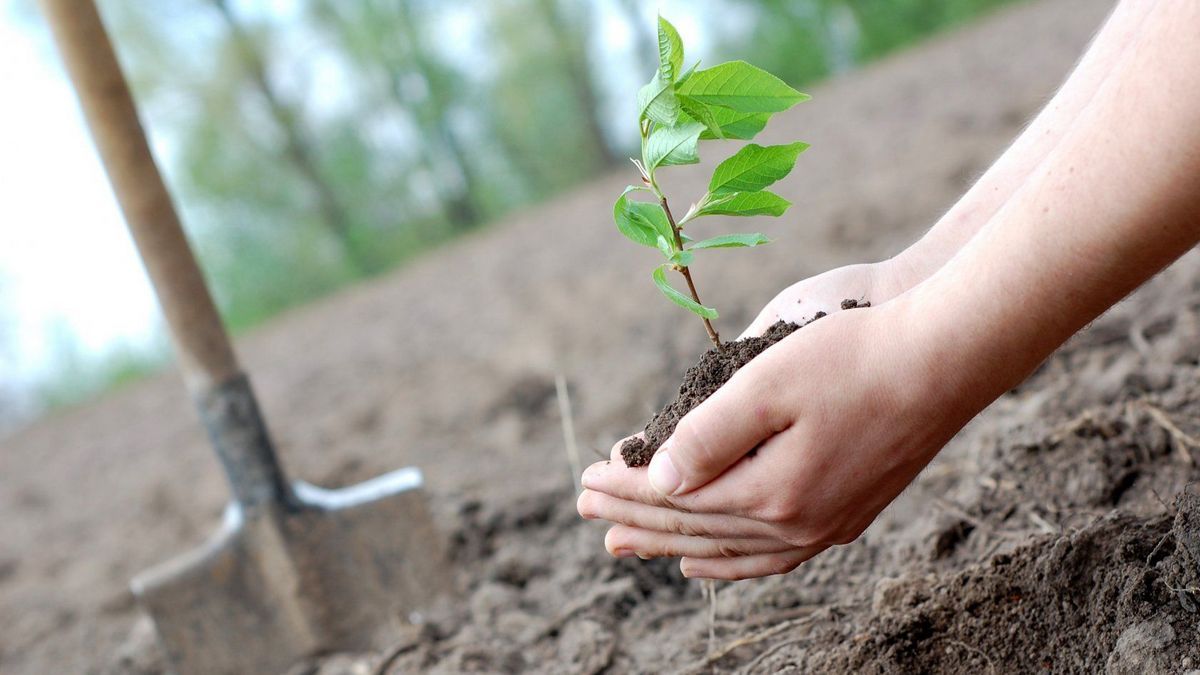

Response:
(661, 196), (723, 352)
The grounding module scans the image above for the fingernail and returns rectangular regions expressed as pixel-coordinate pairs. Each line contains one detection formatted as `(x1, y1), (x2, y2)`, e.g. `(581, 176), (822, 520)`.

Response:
(648, 448), (682, 496)
(613, 548), (636, 559)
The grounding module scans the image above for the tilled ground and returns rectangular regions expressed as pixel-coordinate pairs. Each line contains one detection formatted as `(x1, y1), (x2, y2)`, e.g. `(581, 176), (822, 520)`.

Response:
(7, 1), (1198, 673)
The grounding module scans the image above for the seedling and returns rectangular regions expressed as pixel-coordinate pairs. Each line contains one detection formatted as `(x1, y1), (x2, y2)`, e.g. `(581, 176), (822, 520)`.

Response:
(615, 16), (809, 352)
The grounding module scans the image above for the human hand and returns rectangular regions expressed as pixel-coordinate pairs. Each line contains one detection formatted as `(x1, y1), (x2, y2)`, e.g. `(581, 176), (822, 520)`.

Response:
(581, 0), (1200, 581)
(578, 295), (985, 579)
(734, 259), (911, 339)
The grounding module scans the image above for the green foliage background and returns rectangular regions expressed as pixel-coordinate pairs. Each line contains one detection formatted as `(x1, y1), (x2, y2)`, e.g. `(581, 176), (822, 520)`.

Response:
(18, 0), (1020, 415)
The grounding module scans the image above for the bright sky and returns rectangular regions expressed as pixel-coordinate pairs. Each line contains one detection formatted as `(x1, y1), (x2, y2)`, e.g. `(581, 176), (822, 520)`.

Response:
(0, 10), (160, 393)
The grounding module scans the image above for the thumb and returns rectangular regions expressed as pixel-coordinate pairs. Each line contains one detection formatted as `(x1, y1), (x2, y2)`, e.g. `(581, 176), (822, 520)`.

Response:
(648, 355), (789, 496)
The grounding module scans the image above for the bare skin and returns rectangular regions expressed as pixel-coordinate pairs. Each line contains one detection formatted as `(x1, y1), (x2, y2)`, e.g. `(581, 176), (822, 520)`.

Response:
(578, 0), (1200, 580)
(734, 0), (1154, 337)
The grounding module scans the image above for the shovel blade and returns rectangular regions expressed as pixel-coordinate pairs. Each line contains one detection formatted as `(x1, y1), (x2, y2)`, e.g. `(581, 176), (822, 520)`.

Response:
(132, 468), (448, 675)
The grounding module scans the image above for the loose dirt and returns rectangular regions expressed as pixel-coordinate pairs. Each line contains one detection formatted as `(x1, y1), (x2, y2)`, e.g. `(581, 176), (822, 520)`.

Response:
(621, 320), (805, 467)
(621, 308), (871, 468)
(7, 1), (1198, 674)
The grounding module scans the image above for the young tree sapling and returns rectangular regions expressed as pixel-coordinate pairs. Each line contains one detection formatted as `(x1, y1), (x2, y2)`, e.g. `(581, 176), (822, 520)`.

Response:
(614, 16), (810, 353)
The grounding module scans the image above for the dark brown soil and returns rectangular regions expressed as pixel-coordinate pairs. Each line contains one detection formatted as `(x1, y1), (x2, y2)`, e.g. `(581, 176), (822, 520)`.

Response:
(620, 302), (873, 468)
(827, 496), (1200, 674)
(620, 320), (804, 467)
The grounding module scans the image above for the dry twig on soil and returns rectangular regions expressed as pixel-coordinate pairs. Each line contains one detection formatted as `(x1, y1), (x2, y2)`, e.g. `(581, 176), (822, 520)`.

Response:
(1026, 509), (1059, 535)
(947, 639), (997, 675)
(555, 374), (584, 494)
(735, 636), (811, 674)
(703, 580), (718, 656)
(932, 497), (1024, 540)
(681, 614), (818, 673)
(1134, 401), (1200, 467)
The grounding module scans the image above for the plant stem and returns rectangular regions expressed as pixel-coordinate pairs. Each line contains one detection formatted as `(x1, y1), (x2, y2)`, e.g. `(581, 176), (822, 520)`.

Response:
(660, 196), (724, 352)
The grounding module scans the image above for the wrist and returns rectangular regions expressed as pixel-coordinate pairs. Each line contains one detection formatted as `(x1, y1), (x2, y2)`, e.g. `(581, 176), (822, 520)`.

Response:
(875, 235), (951, 303)
(876, 253), (925, 301)
(887, 203), (991, 291)
(891, 232), (1076, 415)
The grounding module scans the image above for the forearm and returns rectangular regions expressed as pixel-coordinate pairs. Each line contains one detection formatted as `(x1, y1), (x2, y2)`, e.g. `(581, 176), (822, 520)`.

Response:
(913, 1), (1200, 409)
(889, 0), (1154, 284)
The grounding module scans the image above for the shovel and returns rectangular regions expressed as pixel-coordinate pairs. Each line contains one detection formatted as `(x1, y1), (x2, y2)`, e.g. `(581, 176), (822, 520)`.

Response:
(40, 2), (451, 673)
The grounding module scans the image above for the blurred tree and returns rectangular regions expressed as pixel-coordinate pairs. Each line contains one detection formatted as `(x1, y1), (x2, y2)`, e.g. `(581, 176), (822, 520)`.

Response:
(310, 0), (482, 231)
(614, 0), (657, 78)
(840, 0), (1013, 61)
(100, 0), (375, 327)
(532, 0), (618, 169)
(393, 0), (485, 229)
(722, 0), (839, 86)
(207, 0), (380, 274)
(480, 0), (610, 197)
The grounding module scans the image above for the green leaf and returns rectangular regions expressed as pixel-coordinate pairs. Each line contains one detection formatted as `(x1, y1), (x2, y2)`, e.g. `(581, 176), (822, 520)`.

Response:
(653, 265), (718, 319)
(614, 187), (673, 247)
(679, 95), (724, 140)
(694, 191), (792, 218)
(656, 234), (675, 259)
(676, 60), (699, 87)
(688, 233), (771, 250)
(699, 108), (771, 141)
(671, 250), (694, 267)
(643, 120), (704, 173)
(708, 142), (808, 195)
(637, 75), (679, 127)
(657, 16), (684, 83)
(677, 61), (809, 113)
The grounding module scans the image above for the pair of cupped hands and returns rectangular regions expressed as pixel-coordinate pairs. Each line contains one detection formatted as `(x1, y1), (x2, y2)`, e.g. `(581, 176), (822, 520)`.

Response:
(576, 260), (981, 580)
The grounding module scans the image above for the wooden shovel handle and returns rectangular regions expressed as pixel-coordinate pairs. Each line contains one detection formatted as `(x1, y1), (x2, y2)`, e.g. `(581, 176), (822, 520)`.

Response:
(41, 0), (239, 390)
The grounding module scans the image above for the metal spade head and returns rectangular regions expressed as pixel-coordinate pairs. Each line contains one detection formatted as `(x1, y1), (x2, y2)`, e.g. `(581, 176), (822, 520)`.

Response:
(130, 376), (450, 675)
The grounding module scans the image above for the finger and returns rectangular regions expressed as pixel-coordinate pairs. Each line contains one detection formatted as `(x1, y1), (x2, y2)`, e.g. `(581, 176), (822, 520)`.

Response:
(648, 350), (792, 497)
(679, 547), (825, 580)
(581, 450), (765, 519)
(577, 489), (774, 540)
(604, 525), (792, 559)
(583, 460), (669, 506)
